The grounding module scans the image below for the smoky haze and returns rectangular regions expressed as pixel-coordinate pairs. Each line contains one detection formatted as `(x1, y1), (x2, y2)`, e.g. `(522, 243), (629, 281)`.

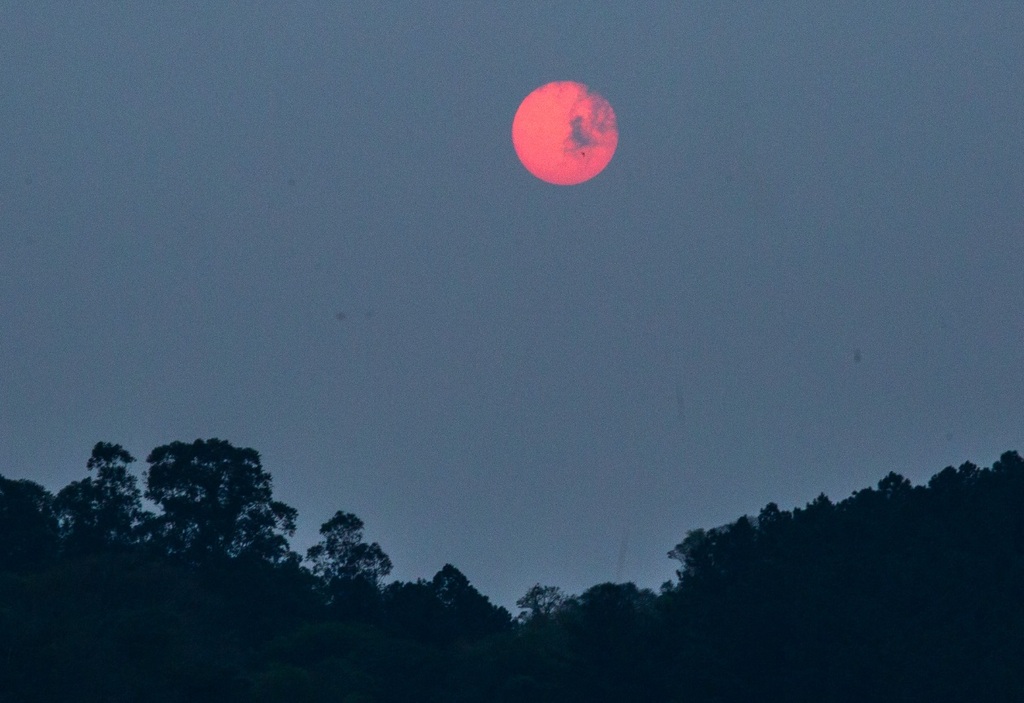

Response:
(0, 2), (1021, 606)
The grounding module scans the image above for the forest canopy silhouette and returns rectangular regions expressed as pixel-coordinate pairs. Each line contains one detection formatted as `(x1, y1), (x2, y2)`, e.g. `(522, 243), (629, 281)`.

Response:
(1, 439), (1022, 702)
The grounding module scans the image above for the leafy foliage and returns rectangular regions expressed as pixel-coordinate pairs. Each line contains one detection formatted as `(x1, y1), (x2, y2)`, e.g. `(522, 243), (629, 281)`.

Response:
(0, 475), (58, 569)
(516, 584), (568, 623)
(307, 510), (393, 586)
(2, 443), (1024, 701)
(55, 442), (149, 555)
(144, 439), (298, 564)
(382, 564), (513, 645)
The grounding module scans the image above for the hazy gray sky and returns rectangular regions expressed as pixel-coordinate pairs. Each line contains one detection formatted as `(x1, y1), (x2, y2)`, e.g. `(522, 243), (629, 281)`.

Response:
(2, 2), (1022, 606)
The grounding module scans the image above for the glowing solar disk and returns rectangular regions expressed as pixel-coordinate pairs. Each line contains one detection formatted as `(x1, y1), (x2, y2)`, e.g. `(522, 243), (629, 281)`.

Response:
(511, 81), (618, 185)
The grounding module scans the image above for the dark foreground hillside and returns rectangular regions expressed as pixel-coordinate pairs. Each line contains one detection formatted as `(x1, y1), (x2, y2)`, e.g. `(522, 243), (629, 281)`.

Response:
(1, 441), (1022, 702)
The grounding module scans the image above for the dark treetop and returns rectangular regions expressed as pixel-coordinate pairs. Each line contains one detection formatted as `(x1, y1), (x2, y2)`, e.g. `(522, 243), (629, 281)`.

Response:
(2, 439), (1023, 702)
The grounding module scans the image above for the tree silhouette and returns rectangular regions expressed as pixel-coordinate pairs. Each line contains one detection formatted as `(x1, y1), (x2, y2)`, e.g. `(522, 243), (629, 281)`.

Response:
(305, 510), (392, 623)
(516, 583), (569, 623)
(306, 510), (393, 587)
(3, 442), (1024, 701)
(430, 563), (512, 641)
(0, 475), (58, 569)
(144, 439), (298, 564)
(55, 441), (149, 555)
(382, 565), (512, 645)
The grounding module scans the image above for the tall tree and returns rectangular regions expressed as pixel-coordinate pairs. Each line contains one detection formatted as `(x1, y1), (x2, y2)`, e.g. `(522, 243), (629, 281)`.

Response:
(430, 564), (513, 641)
(516, 583), (569, 623)
(306, 510), (393, 621)
(144, 439), (297, 564)
(306, 511), (392, 586)
(55, 442), (148, 555)
(383, 565), (512, 645)
(0, 475), (58, 569)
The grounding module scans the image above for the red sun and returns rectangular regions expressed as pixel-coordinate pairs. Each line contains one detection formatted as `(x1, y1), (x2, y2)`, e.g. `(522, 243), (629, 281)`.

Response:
(511, 81), (618, 186)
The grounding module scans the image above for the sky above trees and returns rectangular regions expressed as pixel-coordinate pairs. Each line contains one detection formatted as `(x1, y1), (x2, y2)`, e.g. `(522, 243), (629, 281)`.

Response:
(1, 3), (1021, 605)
